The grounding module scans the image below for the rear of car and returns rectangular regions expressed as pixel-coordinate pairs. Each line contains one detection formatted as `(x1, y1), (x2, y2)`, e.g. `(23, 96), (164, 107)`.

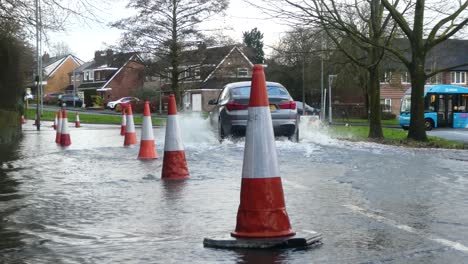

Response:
(44, 93), (63, 104)
(210, 81), (298, 140)
(59, 94), (83, 107)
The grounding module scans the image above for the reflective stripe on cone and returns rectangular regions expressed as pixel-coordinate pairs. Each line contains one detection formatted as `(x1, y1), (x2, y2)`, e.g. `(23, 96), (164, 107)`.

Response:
(120, 108), (126, 136)
(55, 111), (62, 144)
(53, 113), (58, 130)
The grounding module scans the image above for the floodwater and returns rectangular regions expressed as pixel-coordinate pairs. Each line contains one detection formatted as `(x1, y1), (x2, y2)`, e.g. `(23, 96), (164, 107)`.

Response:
(1, 114), (468, 263)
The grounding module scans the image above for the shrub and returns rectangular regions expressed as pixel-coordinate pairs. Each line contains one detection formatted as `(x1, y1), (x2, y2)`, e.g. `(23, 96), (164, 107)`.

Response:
(382, 112), (396, 120)
(90, 95), (104, 108)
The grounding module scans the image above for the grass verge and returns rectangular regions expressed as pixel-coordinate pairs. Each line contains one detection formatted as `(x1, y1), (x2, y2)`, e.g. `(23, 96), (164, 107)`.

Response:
(25, 109), (166, 126)
(329, 125), (466, 149)
(333, 118), (399, 126)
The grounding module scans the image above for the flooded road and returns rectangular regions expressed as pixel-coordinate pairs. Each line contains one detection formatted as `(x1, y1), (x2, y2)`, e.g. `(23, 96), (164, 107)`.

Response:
(1, 115), (468, 263)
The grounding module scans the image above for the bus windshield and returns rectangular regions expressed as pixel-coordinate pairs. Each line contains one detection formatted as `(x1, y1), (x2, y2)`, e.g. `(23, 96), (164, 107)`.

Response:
(400, 95), (411, 113)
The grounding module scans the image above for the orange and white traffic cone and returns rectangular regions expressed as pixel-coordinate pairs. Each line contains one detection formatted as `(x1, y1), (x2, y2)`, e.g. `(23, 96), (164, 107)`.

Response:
(60, 109), (71, 146)
(53, 112), (58, 130)
(161, 94), (189, 179)
(123, 105), (137, 146)
(120, 108), (126, 136)
(21, 115), (26, 124)
(55, 110), (62, 144)
(75, 112), (81, 128)
(203, 65), (322, 249)
(231, 64), (294, 238)
(138, 101), (158, 159)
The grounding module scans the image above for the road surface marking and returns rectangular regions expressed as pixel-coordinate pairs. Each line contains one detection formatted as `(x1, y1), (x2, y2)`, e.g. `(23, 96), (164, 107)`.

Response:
(344, 204), (468, 254)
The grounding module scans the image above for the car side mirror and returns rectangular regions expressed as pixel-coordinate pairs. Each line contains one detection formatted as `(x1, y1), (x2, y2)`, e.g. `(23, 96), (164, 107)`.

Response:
(208, 99), (217, 105)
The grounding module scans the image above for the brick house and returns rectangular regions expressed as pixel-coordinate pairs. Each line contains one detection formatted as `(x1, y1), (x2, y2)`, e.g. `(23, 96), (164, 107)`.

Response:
(380, 39), (468, 116)
(73, 50), (145, 106)
(147, 45), (254, 112)
(41, 53), (84, 95)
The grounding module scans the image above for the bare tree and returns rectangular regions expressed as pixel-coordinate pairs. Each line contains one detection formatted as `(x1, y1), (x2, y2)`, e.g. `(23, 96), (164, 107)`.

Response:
(49, 41), (72, 57)
(112, 0), (229, 106)
(0, 0), (110, 36)
(381, 0), (468, 141)
(259, 0), (400, 138)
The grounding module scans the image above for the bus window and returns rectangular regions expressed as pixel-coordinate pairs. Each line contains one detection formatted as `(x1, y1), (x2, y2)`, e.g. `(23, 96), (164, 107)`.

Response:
(459, 94), (468, 112)
(425, 93), (436, 111)
(400, 95), (411, 113)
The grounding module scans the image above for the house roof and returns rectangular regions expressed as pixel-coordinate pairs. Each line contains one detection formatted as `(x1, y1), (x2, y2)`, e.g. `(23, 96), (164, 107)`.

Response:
(82, 52), (141, 71)
(386, 38), (468, 71)
(202, 46), (254, 83)
(180, 45), (254, 65)
(43, 54), (84, 78)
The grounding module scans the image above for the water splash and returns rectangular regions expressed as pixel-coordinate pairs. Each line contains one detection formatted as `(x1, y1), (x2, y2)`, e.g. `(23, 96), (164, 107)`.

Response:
(298, 118), (337, 146)
(177, 112), (218, 145)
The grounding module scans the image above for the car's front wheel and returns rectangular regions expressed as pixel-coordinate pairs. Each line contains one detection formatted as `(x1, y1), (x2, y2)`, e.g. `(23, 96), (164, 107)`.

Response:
(288, 126), (299, 142)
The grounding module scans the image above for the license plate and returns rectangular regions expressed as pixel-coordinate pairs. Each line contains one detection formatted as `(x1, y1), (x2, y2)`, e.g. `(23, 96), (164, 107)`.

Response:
(269, 105), (276, 110)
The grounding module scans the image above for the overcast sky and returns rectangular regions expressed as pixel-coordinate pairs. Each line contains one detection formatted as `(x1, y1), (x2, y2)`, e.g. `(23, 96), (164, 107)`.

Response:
(47, 0), (289, 62)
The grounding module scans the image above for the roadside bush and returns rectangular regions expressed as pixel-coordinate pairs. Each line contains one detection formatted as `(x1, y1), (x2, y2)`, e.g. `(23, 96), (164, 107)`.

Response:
(382, 112), (396, 120)
(90, 95), (104, 108)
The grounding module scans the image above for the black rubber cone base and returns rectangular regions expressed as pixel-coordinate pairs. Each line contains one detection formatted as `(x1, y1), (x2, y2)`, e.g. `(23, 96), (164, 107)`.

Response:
(203, 230), (322, 249)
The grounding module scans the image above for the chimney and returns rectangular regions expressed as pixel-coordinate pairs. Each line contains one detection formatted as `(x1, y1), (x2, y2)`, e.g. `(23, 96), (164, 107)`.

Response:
(42, 52), (50, 64)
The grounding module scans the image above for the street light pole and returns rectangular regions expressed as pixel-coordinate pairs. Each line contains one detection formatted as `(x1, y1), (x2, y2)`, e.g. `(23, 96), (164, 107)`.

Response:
(328, 75), (337, 124)
(35, 0), (40, 131)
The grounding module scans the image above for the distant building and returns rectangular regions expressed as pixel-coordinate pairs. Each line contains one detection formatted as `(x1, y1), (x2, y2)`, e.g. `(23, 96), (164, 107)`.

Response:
(41, 53), (84, 95)
(72, 50), (145, 106)
(146, 45), (254, 112)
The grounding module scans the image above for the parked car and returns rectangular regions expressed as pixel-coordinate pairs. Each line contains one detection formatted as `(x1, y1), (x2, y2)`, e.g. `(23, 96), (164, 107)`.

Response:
(295, 101), (320, 116)
(44, 93), (63, 104)
(58, 94), (83, 107)
(24, 93), (34, 100)
(107, 97), (140, 110)
(209, 81), (299, 141)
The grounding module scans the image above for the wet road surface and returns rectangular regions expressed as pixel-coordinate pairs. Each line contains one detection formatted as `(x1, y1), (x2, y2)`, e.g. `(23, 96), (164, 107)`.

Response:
(1, 115), (467, 263)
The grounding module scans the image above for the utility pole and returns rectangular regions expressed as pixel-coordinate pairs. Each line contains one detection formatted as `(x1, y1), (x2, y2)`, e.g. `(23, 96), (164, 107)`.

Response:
(328, 75), (337, 124)
(35, 0), (41, 131)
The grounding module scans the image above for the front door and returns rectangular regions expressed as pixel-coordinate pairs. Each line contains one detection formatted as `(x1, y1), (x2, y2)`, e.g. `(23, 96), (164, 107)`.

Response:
(436, 94), (453, 127)
(191, 93), (202, 111)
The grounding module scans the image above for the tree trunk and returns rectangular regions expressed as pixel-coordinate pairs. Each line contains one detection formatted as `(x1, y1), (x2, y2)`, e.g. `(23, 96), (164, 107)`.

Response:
(407, 66), (428, 141)
(367, 65), (384, 139)
(170, 1), (181, 108)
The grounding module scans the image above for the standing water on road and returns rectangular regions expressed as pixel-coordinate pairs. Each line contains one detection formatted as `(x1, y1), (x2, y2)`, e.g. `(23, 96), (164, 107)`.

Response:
(1, 115), (468, 263)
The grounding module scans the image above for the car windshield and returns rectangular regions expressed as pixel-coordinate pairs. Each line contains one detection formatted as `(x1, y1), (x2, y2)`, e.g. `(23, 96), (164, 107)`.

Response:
(231, 85), (289, 97)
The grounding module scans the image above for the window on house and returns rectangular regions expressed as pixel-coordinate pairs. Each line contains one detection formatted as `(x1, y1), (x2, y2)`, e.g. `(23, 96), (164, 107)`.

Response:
(401, 72), (410, 83)
(89, 71), (94, 81)
(380, 98), (392, 112)
(95, 71), (101, 81)
(238, 68), (248, 77)
(194, 68), (200, 79)
(380, 71), (392, 83)
(451, 71), (466, 84)
(427, 73), (443, 84)
(84, 71), (89, 81)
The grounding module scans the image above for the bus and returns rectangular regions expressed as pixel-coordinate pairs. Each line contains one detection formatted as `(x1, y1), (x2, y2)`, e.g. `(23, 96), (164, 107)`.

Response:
(399, 85), (468, 130)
